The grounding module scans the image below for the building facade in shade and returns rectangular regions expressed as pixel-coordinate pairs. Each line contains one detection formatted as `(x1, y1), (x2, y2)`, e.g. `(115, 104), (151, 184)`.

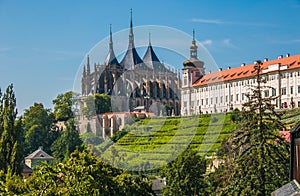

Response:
(81, 14), (181, 115)
(181, 52), (300, 116)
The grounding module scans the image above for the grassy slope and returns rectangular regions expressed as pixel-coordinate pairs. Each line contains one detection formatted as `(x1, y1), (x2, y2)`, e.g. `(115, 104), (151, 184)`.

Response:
(87, 109), (300, 170)
(97, 113), (236, 170)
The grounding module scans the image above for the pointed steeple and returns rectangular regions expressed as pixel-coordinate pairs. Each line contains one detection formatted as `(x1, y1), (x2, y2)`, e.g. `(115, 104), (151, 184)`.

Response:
(83, 65), (86, 76)
(87, 55), (90, 74)
(120, 9), (143, 70)
(183, 29), (205, 72)
(104, 24), (120, 66)
(143, 35), (166, 71)
(190, 29), (198, 59)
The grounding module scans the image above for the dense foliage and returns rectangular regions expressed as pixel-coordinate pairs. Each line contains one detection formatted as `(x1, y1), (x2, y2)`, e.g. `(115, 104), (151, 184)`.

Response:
(23, 103), (57, 156)
(0, 84), (24, 175)
(216, 62), (290, 195)
(0, 150), (154, 195)
(51, 119), (84, 162)
(82, 93), (111, 118)
(160, 148), (208, 195)
(53, 91), (78, 121)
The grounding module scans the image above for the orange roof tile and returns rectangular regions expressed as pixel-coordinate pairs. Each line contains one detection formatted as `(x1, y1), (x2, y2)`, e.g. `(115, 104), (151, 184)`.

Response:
(192, 54), (300, 87)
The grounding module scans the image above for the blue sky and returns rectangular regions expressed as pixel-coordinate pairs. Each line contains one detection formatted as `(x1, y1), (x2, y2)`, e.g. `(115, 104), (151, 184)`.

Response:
(0, 0), (300, 114)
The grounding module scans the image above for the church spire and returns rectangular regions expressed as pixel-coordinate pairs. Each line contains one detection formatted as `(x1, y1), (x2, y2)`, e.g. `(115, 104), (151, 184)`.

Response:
(129, 8), (134, 49)
(190, 29), (198, 59)
(104, 25), (120, 66)
(120, 9), (143, 70)
(149, 32), (151, 46)
(109, 24), (113, 50)
(86, 55), (90, 74)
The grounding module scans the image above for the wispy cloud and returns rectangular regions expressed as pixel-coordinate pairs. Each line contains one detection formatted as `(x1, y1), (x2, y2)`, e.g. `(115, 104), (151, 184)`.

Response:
(0, 47), (13, 52)
(31, 48), (84, 57)
(201, 39), (213, 46)
(222, 39), (238, 49)
(191, 18), (226, 24)
(191, 18), (275, 27)
(271, 39), (300, 44)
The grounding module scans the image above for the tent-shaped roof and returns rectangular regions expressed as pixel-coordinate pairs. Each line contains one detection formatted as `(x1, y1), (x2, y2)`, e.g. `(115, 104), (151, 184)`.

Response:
(25, 147), (53, 160)
(143, 42), (167, 71)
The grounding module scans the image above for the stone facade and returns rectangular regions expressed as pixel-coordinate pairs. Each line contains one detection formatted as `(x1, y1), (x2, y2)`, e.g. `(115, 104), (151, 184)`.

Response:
(81, 15), (181, 116)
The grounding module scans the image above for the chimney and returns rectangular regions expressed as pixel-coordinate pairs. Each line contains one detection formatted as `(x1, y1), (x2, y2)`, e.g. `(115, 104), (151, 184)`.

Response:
(209, 70), (212, 74)
(227, 66), (231, 70)
(278, 55), (283, 59)
(286, 53), (290, 57)
(219, 68), (223, 71)
(241, 63), (245, 67)
(264, 58), (268, 62)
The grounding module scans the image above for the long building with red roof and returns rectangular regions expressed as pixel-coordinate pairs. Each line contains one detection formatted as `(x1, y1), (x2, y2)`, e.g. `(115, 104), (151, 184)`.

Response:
(181, 41), (300, 115)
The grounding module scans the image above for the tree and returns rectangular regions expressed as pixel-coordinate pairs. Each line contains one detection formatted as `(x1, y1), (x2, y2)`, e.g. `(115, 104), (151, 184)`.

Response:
(0, 84), (24, 175)
(51, 119), (84, 162)
(218, 61), (290, 195)
(82, 94), (111, 118)
(9, 150), (154, 195)
(53, 91), (79, 121)
(160, 148), (208, 195)
(22, 103), (57, 155)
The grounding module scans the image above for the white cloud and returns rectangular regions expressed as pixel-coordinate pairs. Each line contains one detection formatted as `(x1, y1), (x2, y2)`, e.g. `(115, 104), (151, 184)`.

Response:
(191, 18), (225, 24)
(222, 39), (238, 49)
(191, 18), (275, 27)
(271, 39), (300, 44)
(0, 47), (13, 52)
(201, 39), (213, 46)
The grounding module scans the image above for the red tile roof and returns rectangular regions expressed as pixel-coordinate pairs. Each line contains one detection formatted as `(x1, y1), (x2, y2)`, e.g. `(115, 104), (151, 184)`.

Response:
(192, 54), (300, 87)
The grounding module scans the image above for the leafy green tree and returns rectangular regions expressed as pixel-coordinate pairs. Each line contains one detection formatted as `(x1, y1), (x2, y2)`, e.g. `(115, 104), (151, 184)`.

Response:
(23, 103), (57, 155)
(0, 84), (24, 175)
(218, 61), (289, 195)
(53, 91), (79, 121)
(19, 150), (154, 195)
(160, 148), (208, 195)
(82, 94), (111, 118)
(51, 119), (84, 162)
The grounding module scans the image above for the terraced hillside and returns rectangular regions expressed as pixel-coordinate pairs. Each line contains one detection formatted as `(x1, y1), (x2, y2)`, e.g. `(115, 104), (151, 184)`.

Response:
(93, 113), (237, 171)
(83, 109), (300, 171)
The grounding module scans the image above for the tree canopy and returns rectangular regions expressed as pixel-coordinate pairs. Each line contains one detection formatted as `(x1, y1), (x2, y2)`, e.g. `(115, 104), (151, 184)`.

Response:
(160, 148), (208, 195)
(217, 62), (290, 195)
(22, 103), (57, 156)
(82, 94), (111, 118)
(51, 118), (84, 162)
(0, 150), (154, 195)
(0, 84), (24, 175)
(53, 91), (79, 121)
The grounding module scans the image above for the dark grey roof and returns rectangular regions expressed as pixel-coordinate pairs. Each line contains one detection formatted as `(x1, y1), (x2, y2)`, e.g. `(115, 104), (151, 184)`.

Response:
(104, 48), (120, 66)
(120, 47), (144, 70)
(143, 43), (167, 71)
(25, 147), (53, 160)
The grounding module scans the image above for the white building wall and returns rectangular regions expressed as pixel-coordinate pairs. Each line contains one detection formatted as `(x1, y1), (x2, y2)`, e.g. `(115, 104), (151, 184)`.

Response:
(181, 66), (300, 116)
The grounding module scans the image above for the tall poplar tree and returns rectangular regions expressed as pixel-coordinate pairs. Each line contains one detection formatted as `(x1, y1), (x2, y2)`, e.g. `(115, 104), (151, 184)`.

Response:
(0, 84), (23, 175)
